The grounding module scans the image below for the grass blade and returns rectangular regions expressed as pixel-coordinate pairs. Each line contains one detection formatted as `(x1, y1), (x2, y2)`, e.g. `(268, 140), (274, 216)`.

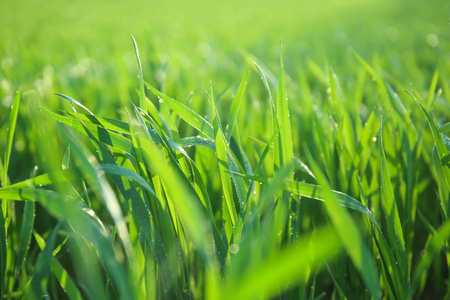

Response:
(0, 89), (20, 297)
(378, 114), (409, 292)
(55, 93), (94, 115)
(304, 147), (381, 300)
(2, 90), (20, 188)
(234, 172), (378, 225)
(33, 232), (83, 300)
(406, 90), (450, 219)
(222, 227), (341, 300)
(131, 35), (147, 112)
(28, 222), (62, 299)
(209, 83), (237, 236)
(226, 69), (249, 143)
(146, 83), (214, 139)
(275, 45), (293, 170)
(14, 200), (35, 276)
(409, 220), (450, 297)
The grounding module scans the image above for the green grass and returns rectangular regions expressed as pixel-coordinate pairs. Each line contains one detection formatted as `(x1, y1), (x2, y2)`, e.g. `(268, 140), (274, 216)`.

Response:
(0, 0), (449, 298)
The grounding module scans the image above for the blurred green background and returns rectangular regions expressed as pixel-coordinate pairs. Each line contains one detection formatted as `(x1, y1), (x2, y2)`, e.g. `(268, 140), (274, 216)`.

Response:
(0, 0), (447, 110)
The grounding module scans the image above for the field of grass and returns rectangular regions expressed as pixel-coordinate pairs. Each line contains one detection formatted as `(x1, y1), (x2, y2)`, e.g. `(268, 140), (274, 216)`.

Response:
(0, 0), (449, 299)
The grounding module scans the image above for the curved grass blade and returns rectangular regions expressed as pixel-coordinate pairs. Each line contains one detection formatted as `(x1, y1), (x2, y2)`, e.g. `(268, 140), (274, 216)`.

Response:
(131, 35), (147, 112)
(406, 90), (450, 218)
(146, 83), (214, 139)
(42, 108), (135, 156)
(226, 69), (249, 142)
(180, 136), (215, 151)
(65, 111), (130, 134)
(54, 93), (94, 116)
(234, 172), (378, 226)
(99, 164), (157, 197)
(7, 169), (74, 189)
(254, 61), (279, 170)
(294, 156), (316, 179)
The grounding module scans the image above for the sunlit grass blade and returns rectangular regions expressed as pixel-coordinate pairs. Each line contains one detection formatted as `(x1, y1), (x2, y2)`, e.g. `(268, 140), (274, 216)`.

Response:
(226, 69), (249, 143)
(2, 89), (20, 188)
(130, 111), (219, 270)
(254, 61), (279, 175)
(100, 164), (157, 197)
(209, 83), (237, 236)
(353, 50), (406, 118)
(42, 108), (135, 155)
(131, 35), (147, 112)
(146, 82), (214, 139)
(7, 169), (74, 189)
(275, 45), (293, 170)
(234, 172), (377, 225)
(65, 111), (130, 134)
(293, 157), (316, 179)
(0, 89), (20, 297)
(180, 136), (215, 150)
(426, 70), (439, 107)
(328, 66), (356, 154)
(54, 93), (94, 115)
